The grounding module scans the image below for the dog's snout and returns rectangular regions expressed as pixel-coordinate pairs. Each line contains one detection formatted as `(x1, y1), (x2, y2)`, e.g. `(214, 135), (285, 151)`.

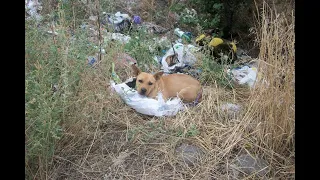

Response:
(141, 88), (147, 94)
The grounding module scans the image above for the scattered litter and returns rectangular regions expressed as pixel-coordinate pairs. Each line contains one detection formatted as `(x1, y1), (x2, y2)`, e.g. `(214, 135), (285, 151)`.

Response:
(228, 66), (259, 88)
(133, 15), (142, 24)
(25, 0), (42, 21)
(104, 32), (131, 44)
(93, 46), (106, 54)
(47, 31), (59, 36)
(52, 84), (59, 92)
(195, 34), (210, 46)
(111, 79), (185, 117)
(174, 28), (192, 42)
(101, 12), (130, 32)
(88, 56), (97, 66)
(196, 34), (238, 63)
(103, 11), (132, 32)
(161, 43), (197, 73)
(114, 12), (131, 22)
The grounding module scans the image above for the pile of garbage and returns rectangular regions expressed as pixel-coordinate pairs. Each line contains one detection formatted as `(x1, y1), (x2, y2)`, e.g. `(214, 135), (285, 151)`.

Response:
(25, 0), (262, 117)
(103, 13), (260, 116)
(195, 32), (238, 64)
(43, 8), (259, 116)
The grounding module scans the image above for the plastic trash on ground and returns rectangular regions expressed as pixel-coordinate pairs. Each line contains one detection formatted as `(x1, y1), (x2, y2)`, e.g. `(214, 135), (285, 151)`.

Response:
(133, 15), (142, 24)
(228, 66), (259, 88)
(103, 12), (132, 32)
(25, 0), (42, 21)
(93, 46), (106, 54)
(161, 43), (197, 73)
(47, 31), (58, 36)
(104, 32), (131, 44)
(88, 56), (97, 66)
(111, 80), (185, 117)
(174, 28), (191, 43)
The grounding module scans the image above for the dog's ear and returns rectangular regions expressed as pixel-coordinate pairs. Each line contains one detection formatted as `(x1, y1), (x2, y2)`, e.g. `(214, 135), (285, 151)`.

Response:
(131, 63), (141, 76)
(153, 71), (164, 81)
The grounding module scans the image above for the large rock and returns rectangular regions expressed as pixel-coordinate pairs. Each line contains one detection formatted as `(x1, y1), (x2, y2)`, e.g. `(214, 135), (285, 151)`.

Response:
(230, 153), (269, 179)
(220, 103), (241, 119)
(175, 143), (204, 166)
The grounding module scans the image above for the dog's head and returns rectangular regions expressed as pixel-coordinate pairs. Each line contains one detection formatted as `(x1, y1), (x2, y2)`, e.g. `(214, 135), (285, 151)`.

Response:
(131, 64), (163, 96)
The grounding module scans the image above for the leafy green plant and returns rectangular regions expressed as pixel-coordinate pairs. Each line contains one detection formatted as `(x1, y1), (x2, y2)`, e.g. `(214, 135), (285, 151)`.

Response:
(186, 124), (199, 137)
(199, 54), (234, 88)
(175, 124), (199, 137)
(197, 2), (223, 30)
(124, 29), (159, 71)
(170, 3), (187, 12)
(179, 8), (199, 26)
(25, 3), (95, 178)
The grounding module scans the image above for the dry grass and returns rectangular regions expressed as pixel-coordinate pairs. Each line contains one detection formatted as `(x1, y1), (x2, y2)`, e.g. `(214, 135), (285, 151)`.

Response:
(26, 0), (294, 179)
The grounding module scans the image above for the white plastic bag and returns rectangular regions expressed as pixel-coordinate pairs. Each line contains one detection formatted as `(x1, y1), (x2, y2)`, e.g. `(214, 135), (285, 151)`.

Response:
(25, 0), (42, 21)
(229, 66), (258, 88)
(161, 43), (197, 73)
(111, 81), (185, 117)
(108, 12), (131, 24)
(104, 32), (131, 44)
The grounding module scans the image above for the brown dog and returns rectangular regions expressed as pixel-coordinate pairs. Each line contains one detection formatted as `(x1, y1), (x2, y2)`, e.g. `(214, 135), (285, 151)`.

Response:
(131, 64), (202, 103)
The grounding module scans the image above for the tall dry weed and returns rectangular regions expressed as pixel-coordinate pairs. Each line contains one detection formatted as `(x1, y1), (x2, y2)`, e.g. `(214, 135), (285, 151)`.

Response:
(250, 1), (295, 154)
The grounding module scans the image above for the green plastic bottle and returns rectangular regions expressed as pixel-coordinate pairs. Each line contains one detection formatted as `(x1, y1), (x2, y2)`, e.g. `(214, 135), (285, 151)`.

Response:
(174, 28), (191, 43)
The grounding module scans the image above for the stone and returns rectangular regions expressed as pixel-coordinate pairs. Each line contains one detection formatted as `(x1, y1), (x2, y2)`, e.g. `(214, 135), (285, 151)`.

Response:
(175, 143), (204, 166)
(230, 153), (269, 178)
(220, 103), (241, 119)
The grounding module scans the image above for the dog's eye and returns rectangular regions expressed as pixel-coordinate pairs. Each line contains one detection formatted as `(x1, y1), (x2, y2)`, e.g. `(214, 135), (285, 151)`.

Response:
(138, 79), (143, 83)
(148, 82), (153, 85)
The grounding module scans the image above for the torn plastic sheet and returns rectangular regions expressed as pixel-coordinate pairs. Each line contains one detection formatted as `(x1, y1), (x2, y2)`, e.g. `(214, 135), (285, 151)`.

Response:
(111, 80), (185, 117)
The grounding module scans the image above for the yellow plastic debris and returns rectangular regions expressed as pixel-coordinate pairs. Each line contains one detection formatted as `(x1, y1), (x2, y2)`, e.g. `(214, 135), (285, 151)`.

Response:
(209, 38), (224, 47)
(195, 34), (206, 43)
